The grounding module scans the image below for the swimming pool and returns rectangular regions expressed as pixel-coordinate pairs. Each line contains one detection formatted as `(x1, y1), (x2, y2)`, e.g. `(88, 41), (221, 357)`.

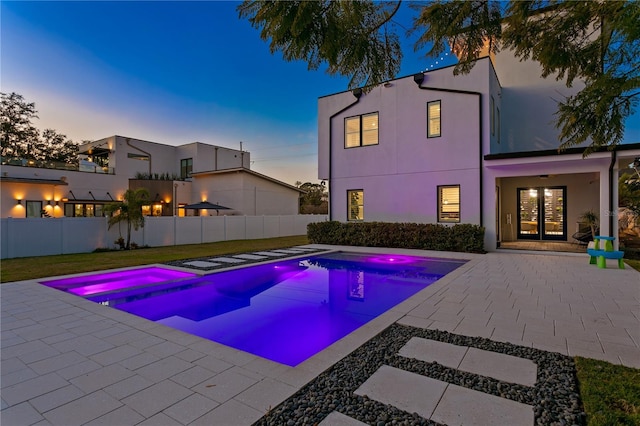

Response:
(41, 251), (466, 366)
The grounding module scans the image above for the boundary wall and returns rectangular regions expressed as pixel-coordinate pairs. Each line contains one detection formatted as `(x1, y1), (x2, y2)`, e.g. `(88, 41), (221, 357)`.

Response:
(0, 215), (327, 259)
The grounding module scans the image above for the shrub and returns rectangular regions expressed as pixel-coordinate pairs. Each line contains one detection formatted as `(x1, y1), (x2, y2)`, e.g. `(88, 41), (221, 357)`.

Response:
(307, 221), (485, 253)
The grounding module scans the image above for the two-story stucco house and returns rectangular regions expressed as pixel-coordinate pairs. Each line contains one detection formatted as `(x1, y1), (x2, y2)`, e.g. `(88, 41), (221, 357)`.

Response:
(318, 48), (640, 252)
(1, 136), (302, 219)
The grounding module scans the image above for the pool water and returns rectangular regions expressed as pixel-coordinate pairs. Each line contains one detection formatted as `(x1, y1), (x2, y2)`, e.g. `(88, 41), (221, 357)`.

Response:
(41, 252), (466, 366)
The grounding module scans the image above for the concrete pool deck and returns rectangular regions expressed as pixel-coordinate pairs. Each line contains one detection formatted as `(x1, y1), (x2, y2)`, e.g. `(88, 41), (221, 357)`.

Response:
(2, 245), (639, 425)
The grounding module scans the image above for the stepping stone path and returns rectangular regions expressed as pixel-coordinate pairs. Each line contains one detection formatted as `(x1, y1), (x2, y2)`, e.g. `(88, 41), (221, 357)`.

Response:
(319, 337), (536, 426)
(166, 247), (326, 271)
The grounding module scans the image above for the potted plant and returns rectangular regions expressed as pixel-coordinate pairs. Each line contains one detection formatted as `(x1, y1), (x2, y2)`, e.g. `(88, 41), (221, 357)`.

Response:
(580, 209), (599, 239)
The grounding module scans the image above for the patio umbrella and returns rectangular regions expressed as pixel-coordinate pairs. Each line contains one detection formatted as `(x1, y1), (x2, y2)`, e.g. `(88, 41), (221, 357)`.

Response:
(183, 201), (232, 215)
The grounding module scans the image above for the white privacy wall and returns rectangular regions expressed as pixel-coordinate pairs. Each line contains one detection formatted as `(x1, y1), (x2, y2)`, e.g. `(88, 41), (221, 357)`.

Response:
(0, 215), (327, 259)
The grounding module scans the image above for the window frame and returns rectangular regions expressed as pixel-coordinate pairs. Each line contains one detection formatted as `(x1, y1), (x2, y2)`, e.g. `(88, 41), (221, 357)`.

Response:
(427, 100), (441, 138)
(26, 200), (42, 218)
(344, 112), (379, 148)
(496, 107), (501, 144)
(437, 185), (460, 223)
(347, 189), (364, 222)
(180, 158), (193, 179)
(490, 96), (495, 136)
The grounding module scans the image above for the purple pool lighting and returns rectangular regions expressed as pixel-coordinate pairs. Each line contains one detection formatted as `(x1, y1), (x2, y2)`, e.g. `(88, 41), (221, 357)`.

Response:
(41, 267), (197, 296)
(368, 254), (419, 264)
(40, 252), (466, 366)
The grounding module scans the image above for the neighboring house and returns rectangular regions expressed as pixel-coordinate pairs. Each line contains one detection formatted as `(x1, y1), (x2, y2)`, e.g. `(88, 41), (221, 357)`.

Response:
(318, 47), (640, 252)
(1, 135), (302, 218)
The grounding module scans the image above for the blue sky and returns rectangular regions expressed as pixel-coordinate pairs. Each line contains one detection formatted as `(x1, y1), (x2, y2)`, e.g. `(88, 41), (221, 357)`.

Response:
(2, 0), (453, 185)
(2, 1), (638, 185)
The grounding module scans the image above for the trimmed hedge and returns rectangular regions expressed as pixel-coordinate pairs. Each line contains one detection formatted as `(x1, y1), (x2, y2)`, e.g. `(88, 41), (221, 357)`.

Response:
(307, 221), (485, 253)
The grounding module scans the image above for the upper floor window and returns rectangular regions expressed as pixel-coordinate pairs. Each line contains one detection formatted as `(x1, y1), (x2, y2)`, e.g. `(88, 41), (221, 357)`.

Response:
(347, 190), (364, 221)
(128, 153), (149, 161)
(180, 158), (193, 179)
(345, 113), (378, 148)
(427, 101), (441, 138)
(438, 185), (460, 223)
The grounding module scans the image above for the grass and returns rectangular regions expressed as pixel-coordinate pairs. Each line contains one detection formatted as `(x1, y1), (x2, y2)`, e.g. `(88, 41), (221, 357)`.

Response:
(575, 357), (640, 425)
(2, 237), (639, 424)
(0, 235), (309, 283)
(625, 258), (640, 271)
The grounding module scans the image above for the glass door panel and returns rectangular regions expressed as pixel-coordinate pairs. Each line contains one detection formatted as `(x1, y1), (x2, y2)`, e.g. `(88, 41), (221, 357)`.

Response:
(518, 188), (539, 238)
(542, 187), (565, 239)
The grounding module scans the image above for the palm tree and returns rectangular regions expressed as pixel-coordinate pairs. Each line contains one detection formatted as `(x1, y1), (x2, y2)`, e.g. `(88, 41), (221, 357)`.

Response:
(103, 188), (149, 249)
(579, 209), (599, 239)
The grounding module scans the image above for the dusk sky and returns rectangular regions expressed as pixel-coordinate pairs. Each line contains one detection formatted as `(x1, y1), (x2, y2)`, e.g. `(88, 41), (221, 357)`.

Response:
(2, 1), (638, 186)
(2, 0), (454, 185)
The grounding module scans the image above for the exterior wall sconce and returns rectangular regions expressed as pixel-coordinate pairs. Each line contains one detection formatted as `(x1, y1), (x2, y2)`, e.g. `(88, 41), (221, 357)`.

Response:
(55, 200), (60, 206)
(16, 199), (22, 205)
(47, 200), (52, 205)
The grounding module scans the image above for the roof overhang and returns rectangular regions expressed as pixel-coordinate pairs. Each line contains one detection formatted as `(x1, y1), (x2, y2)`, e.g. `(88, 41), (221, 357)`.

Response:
(190, 168), (305, 193)
(0, 176), (69, 186)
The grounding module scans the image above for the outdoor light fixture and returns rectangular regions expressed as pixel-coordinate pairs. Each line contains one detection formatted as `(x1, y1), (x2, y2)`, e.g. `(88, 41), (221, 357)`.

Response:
(352, 88), (363, 99)
(47, 200), (51, 205)
(413, 73), (425, 85)
(16, 199), (22, 205)
(55, 201), (59, 206)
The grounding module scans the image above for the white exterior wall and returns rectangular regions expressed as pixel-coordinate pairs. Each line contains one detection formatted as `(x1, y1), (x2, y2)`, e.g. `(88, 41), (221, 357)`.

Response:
(0, 165), (129, 218)
(191, 171), (300, 216)
(319, 61), (491, 224)
(176, 143), (250, 172)
(490, 50), (586, 153)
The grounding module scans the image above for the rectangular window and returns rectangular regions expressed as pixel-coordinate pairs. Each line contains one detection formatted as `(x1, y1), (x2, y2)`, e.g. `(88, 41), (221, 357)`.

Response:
(427, 101), (441, 138)
(496, 107), (501, 143)
(438, 185), (460, 223)
(26, 201), (42, 218)
(490, 96), (495, 136)
(180, 158), (193, 179)
(127, 153), (149, 161)
(347, 190), (364, 221)
(345, 113), (378, 148)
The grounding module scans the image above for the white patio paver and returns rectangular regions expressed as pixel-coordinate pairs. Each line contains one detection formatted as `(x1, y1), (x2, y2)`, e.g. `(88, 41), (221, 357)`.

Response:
(1, 246), (638, 425)
(398, 337), (537, 387)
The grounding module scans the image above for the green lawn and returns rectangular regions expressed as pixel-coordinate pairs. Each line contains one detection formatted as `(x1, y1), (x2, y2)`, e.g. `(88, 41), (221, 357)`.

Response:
(2, 237), (639, 424)
(575, 357), (640, 425)
(0, 235), (309, 283)
(625, 258), (640, 271)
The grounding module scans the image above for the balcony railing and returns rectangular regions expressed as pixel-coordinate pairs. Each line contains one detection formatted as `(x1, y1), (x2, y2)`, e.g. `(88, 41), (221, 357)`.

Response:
(1, 156), (115, 174)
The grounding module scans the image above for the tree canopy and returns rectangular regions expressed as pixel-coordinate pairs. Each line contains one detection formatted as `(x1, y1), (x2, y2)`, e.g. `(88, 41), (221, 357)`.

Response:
(296, 181), (328, 214)
(239, 0), (639, 154)
(1, 92), (79, 164)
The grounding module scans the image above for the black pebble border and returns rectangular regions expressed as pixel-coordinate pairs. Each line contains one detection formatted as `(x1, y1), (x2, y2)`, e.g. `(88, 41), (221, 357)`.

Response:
(254, 324), (586, 426)
(164, 247), (330, 272)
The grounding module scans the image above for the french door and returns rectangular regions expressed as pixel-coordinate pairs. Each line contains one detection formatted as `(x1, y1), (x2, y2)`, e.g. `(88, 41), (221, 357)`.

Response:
(517, 186), (566, 240)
